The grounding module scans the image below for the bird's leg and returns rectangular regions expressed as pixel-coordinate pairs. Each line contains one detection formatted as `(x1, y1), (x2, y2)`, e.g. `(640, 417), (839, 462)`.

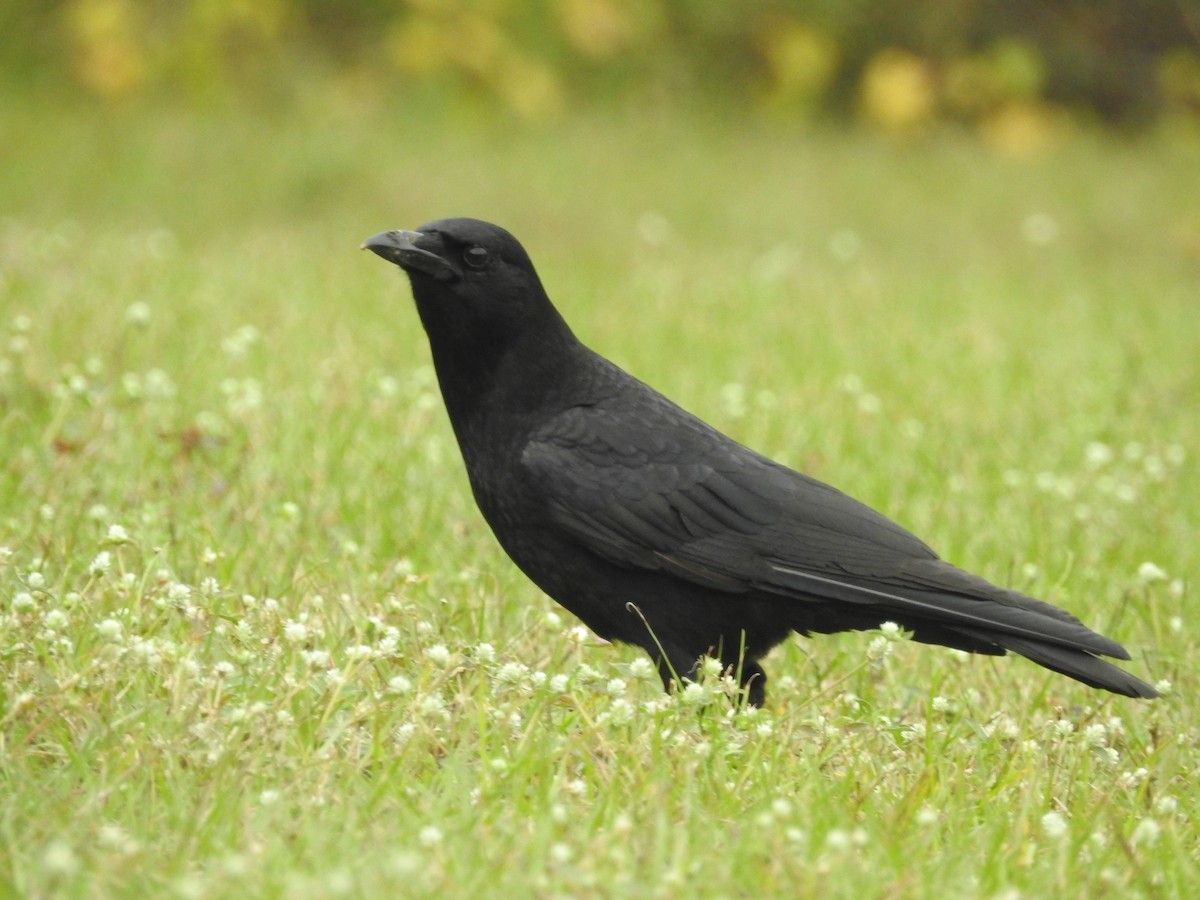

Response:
(652, 646), (700, 697)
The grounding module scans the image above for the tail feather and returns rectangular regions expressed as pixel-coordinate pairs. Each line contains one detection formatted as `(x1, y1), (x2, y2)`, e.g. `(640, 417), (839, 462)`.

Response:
(765, 558), (1156, 697)
(992, 634), (1159, 698)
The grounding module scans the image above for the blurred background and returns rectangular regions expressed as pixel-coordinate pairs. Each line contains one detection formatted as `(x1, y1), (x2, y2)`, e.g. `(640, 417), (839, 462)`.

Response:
(6, 0), (1200, 131)
(4, 1), (1198, 257)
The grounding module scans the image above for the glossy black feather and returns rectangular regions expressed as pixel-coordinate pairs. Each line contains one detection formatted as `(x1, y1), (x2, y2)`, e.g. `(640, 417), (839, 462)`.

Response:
(364, 218), (1157, 704)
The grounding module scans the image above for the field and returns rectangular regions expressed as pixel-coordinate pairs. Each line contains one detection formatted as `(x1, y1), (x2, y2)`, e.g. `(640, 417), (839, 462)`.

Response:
(1, 93), (1197, 897)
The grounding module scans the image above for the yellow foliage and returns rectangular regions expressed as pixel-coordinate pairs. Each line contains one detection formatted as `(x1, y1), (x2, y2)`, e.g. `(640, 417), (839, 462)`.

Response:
(946, 40), (1045, 114)
(494, 53), (565, 120)
(386, 6), (563, 120)
(387, 17), (452, 77)
(755, 17), (839, 109)
(452, 12), (507, 74)
(64, 0), (147, 98)
(979, 101), (1064, 159)
(556, 0), (648, 60)
(1158, 49), (1200, 111)
(860, 48), (936, 132)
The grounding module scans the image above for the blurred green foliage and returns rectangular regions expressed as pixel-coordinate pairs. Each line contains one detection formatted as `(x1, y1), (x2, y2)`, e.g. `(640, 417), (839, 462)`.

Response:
(4, 0), (1198, 139)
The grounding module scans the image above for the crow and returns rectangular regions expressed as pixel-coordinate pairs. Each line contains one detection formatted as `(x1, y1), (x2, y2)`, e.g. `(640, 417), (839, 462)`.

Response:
(362, 217), (1157, 705)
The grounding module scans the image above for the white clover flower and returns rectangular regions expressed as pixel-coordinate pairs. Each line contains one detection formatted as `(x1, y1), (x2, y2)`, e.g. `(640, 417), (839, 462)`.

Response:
(1130, 818), (1160, 847)
(563, 778), (588, 797)
(1082, 723), (1108, 747)
(495, 661), (529, 685)
(606, 677), (628, 697)
(418, 694), (446, 717)
(1117, 767), (1149, 789)
(283, 621), (308, 643)
(42, 608), (68, 630)
(106, 524), (130, 544)
(40, 840), (78, 877)
(346, 644), (374, 661)
(96, 618), (123, 640)
(200, 577), (219, 596)
(424, 644), (451, 665)
(549, 843), (572, 864)
(1053, 719), (1075, 738)
(879, 621), (905, 640)
(143, 368), (176, 399)
(866, 636), (890, 663)
(387, 675), (413, 695)
(213, 661), (235, 678)
(302, 649), (331, 669)
(838, 373), (863, 394)
(679, 682), (710, 706)
(12, 592), (36, 613)
(201, 547), (219, 564)
(1154, 796), (1178, 816)
(824, 829), (852, 851)
(608, 698), (634, 724)
(1084, 441), (1114, 468)
(916, 807), (938, 825)
(565, 625), (590, 644)
(418, 826), (443, 848)
(473, 642), (496, 663)
(931, 696), (955, 714)
(543, 609), (562, 629)
(857, 393), (881, 414)
(258, 789), (280, 806)
(97, 823), (139, 854)
(89, 551), (112, 577)
(1154, 679), (1172, 696)
(124, 301), (152, 326)
(627, 657), (655, 680)
(549, 673), (569, 693)
(221, 324), (260, 359)
(1137, 562), (1168, 583)
(1041, 811), (1069, 839)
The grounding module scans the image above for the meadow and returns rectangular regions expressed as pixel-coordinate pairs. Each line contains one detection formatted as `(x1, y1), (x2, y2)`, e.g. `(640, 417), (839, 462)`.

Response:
(1, 93), (1197, 897)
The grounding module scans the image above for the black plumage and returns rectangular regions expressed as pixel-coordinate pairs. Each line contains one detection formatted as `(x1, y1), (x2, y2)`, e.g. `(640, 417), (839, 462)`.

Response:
(363, 217), (1156, 705)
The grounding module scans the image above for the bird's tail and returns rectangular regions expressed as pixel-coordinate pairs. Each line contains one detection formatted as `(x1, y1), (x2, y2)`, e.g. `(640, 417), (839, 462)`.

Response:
(768, 557), (1157, 698)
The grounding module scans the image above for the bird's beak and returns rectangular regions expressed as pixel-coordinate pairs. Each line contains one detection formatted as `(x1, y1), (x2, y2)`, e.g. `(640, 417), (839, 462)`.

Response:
(361, 229), (461, 283)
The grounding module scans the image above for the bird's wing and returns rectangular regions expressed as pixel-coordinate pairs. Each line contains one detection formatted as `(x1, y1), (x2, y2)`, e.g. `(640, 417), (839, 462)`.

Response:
(522, 400), (1131, 661)
(521, 399), (938, 593)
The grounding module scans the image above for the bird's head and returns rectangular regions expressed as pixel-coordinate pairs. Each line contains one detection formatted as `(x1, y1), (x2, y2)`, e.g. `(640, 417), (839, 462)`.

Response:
(362, 218), (576, 412)
(362, 218), (562, 335)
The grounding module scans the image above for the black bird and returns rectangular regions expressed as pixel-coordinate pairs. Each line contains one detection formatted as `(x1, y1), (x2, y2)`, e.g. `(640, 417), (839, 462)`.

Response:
(363, 218), (1156, 705)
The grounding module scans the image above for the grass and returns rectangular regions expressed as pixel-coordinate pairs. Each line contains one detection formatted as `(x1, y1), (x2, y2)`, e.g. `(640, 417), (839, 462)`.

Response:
(1, 90), (1197, 897)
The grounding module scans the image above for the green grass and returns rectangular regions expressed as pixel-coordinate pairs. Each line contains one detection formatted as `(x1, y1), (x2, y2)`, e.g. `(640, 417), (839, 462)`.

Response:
(1, 92), (1197, 897)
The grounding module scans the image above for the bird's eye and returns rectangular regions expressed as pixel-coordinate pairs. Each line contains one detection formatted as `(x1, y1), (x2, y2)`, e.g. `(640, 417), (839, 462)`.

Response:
(463, 246), (489, 269)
